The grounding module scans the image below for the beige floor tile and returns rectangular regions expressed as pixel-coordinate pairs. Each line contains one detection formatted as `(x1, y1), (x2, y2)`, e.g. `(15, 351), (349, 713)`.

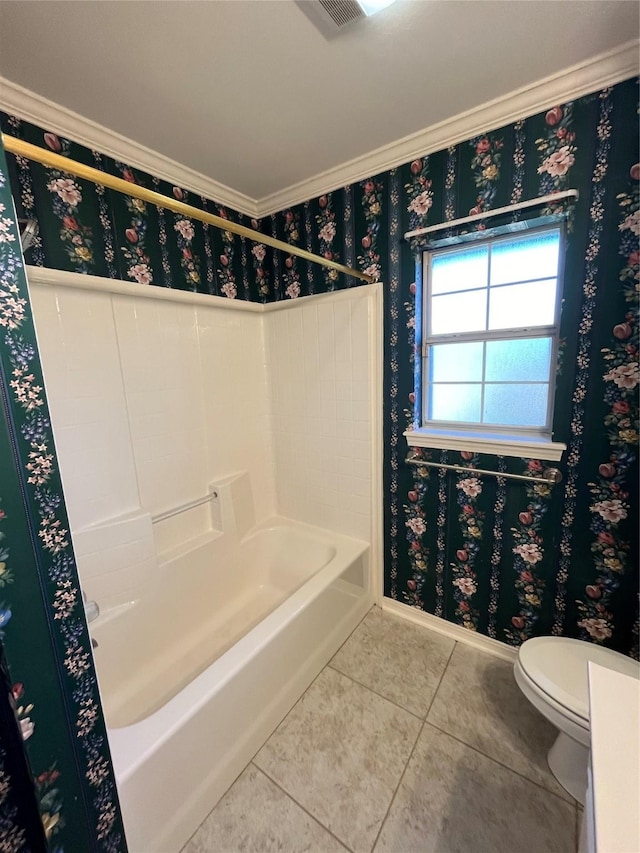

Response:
(375, 724), (576, 853)
(181, 763), (348, 853)
(427, 643), (572, 800)
(330, 607), (455, 717)
(254, 666), (422, 853)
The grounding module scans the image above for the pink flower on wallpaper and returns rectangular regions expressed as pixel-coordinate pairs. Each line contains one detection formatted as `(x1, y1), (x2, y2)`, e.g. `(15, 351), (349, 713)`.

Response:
(251, 244), (266, 262)
(285, 281), (301, 299)
(406, 517), (427, 536)
(537, 145), (575, 178)
(591, 499), (628, 523)
(453, 577), (477, 596)
(128, 263), (153, 285)
(513, 542), (543, 564)
(619, 209), (640, 236)
(456, 477), (482, 498)
(318, 222), (336, 242)
(603, 362), (639, 389)
(20, 717), (35, 740)
(47, 177), (82, 207)
(408, 190), (433, 216)
(174, 219), (195, 241)
(221, 281), (237, 299)
(577, 617), (612, 641)
(362, 263), (381, 281)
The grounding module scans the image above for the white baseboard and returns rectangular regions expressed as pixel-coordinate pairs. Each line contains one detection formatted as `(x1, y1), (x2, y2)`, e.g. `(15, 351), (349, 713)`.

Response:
(382, 597), (517, 663)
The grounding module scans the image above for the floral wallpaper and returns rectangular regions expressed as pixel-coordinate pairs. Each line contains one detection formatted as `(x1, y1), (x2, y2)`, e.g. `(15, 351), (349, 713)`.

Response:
(0, 111), (272, 302)
(261, 78), (639, 656)
(0, 91), (637, 850)
(0, 140), (126, 850)
(0, 71), (636, 853)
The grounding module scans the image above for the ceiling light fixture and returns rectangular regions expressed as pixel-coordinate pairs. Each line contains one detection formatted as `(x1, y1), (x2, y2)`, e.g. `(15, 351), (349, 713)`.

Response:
(356, 0), (398, 15)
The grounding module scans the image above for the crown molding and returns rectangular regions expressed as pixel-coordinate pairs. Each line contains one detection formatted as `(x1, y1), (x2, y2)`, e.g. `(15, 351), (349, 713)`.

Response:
(0, 77), (259, 218)
(255, 39), (639, 216)
(1, 40), (637, 221)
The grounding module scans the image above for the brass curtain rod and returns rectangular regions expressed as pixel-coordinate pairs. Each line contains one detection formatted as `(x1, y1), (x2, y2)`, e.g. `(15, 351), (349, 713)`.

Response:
(405, 456), (562, 486)
(1, 134), (374, 286)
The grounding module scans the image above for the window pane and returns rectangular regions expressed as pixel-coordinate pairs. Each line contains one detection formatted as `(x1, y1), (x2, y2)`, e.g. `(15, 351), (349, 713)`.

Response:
(429, 342), (484, 383)
(429, 383), (481, 423)
(488, 279), (556, 330)
(485, 337), (552, 382)
(490, 230), (560, 285)
(431, 290), (487, 334)
(431, 245), (488, 295)
(483, 383), (549, 427)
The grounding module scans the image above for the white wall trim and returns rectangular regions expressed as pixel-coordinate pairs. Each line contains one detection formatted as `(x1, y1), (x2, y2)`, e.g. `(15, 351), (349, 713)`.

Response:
(257, 40), (639, 216)
(262, 282), (379, 312)
(0, 77), (259, 218)
(25, 264), (382, 314)
(25, 266), (263, 312)
(404, 429), (567, 462)
(2, 41), (637, 219)
(382, 597), (518, 663)
(372, 284), (384, 606)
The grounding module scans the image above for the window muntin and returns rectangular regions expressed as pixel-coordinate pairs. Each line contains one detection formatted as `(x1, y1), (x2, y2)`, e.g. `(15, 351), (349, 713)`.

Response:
(422, 226), (562, 435)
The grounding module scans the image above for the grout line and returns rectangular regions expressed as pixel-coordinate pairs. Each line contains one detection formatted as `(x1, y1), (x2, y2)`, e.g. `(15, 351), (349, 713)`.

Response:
(424, 640), (457, 719)
(369, 719), (426, 853)
(575, 803), (583, 853)
(424, 718), (576, 807)
(327, 610), (457, 722)
(251, 762), (354, 853)
(369, 642), (457, 853)
(326, 664), (423, 722)
(181, 609), (376, 852)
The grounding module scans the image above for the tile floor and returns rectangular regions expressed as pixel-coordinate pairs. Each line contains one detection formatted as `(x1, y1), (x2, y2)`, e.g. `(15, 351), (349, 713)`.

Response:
(181, 607), (580, 853)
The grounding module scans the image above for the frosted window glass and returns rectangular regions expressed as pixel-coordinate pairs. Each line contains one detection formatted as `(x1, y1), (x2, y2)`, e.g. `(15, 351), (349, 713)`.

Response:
(488, 279), (556, 330)
(483, 383), (549, 427)
(491, 231), (560, 285)
(485, 337), (552, 382)
(431, 290), (487, 334)
(429, 342), (484, 383)
(429, 384), (481, 423)
(431, 246), (488, 295)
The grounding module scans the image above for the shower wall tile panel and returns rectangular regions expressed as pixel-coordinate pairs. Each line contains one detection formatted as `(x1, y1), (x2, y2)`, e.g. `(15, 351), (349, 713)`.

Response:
(28, 284), (141, 531)
(265, 289), (373, 543)
(29, 286), (276, 566)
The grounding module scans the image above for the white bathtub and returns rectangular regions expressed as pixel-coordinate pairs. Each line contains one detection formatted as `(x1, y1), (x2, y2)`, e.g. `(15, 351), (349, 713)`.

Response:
(98, 517), (372, 852)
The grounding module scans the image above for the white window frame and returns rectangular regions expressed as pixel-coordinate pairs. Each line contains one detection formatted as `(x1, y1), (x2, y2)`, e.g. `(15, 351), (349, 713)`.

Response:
(404, 223), (567, 461)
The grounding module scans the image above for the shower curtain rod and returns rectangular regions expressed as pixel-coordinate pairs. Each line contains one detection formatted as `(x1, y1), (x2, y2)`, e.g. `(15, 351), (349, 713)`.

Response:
(404, 455), (562, 486)
(1, 134), (375, 285)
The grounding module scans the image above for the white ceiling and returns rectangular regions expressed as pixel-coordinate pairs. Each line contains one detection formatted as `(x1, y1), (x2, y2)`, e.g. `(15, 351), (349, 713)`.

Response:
(0, 0), (638, 202)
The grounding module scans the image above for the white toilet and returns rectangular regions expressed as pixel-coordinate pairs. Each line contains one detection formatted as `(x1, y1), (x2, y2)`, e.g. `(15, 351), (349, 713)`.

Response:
(514, 636), (640, 804)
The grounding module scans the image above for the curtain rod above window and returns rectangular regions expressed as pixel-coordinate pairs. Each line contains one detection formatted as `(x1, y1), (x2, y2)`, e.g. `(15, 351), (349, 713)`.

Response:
(403, 189), (579, 241)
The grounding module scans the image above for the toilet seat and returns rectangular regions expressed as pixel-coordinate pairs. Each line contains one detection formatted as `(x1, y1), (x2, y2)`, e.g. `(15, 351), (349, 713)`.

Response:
(517, 636), (640, 724)
(514, 661), (590, 735)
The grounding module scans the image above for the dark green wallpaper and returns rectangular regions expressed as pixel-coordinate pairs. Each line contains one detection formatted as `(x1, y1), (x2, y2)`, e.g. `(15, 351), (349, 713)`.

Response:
(0, 139), (126, 851)
(276, 79), (638, 655)
(0, 78), (638, 680)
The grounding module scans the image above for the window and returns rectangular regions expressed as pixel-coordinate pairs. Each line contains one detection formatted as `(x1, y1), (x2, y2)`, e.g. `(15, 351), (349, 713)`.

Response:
(414, 225), (565, 456)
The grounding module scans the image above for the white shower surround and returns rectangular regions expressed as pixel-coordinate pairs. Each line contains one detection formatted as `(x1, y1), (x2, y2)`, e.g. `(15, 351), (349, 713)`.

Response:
(26, 266), (382, 851)
(27, 267), (382, 559)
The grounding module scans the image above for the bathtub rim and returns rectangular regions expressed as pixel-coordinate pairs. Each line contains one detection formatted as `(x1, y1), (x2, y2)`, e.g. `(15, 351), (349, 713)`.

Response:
(106, 515), (368, 784)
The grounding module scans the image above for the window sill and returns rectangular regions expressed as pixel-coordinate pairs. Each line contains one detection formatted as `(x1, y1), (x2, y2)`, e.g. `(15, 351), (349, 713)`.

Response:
(403, 428), (566, 461)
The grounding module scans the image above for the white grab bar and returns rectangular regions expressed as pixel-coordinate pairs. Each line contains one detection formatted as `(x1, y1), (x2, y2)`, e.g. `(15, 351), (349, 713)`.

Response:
(151, 490), (218, 524)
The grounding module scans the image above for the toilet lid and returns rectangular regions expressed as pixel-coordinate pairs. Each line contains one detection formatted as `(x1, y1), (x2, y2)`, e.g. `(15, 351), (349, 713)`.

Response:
(518, 637), (640, 722)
